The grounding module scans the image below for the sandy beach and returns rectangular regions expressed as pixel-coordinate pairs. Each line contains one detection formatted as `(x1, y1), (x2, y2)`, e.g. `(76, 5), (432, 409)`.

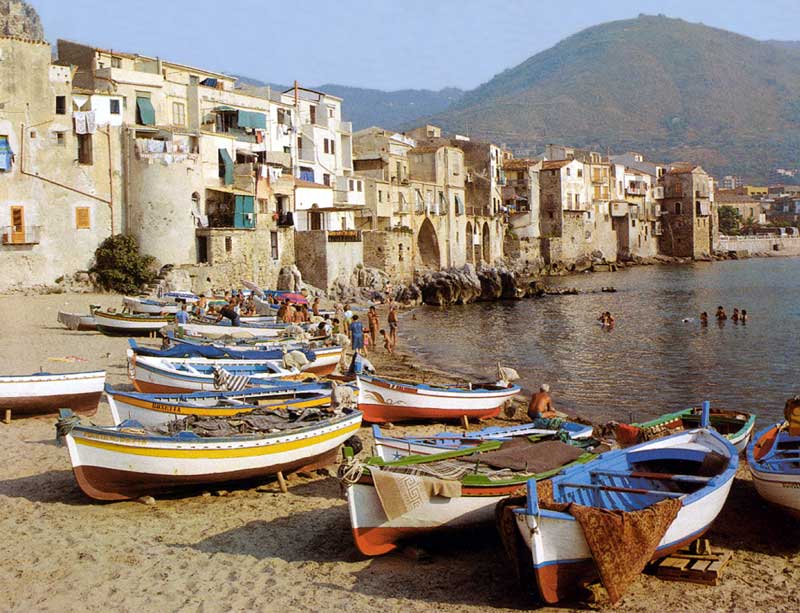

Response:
(1, 292), (799, 613)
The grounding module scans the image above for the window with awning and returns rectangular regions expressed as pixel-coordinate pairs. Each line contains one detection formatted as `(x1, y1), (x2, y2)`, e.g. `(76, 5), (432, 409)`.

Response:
(136, 97), (156, 126)
(237, 110), (267, 129)
(218, 148), (234, 185)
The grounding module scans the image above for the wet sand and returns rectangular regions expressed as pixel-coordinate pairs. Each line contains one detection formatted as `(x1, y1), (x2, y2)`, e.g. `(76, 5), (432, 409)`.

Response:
(0, 293), (798, 612)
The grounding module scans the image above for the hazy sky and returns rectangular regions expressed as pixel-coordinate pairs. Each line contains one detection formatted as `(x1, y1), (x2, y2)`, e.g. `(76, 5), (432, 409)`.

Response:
(33, 0), (800, 91)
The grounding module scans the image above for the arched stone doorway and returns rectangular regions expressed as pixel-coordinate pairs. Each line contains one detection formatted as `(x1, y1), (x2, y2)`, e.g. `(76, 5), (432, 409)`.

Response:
(465, 221), (474, 264)
(417, 218), (441, 268)
(482, 222), (491, 263)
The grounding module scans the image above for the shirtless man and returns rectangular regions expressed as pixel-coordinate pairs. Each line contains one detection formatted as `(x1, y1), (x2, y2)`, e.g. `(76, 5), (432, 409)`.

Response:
(527, 384), (557, 420)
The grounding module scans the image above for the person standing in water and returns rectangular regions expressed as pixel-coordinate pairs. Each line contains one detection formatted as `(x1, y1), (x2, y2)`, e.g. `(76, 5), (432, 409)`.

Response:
(388, 304), (399, 348)
(700, 312), (709, 326)
(732, 308), (740, 323)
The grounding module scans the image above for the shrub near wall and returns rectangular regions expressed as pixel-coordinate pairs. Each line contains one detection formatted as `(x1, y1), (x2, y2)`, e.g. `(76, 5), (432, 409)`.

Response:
(91, 234), (156, 294)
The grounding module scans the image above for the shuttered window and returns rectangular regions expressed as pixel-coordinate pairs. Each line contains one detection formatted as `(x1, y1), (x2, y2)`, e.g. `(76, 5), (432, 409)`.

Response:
(75, 207), (90, 229)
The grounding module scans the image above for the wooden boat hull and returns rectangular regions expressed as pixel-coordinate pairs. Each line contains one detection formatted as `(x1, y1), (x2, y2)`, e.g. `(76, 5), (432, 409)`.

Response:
(123, 296), (180, 314)
(372, 422), (595, 462)
(57, 311), (97, 331)
(356, 374), (521, 423)
(179, 323), (282, 339)
(61, 411), (362, 500)
(129, 351), (297, 394)
(0, 371), (105, 417)
(747, 424), (800, 516)
(347, 479), (525, 557)
(512, 429), (737, 603)
(634, 407), (756, 453)
(106, 385), (332, 427)
(95, 311), (172, 336)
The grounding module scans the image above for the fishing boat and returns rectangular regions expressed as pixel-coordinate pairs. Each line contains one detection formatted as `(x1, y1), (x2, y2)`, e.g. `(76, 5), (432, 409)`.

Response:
(372, 419), (595, 461)
(128, 338), (317, 363)
(356, 373), (521, 423)
(58, 405), (362, 501)
(621, 406), (756, 452)
(0, 370), (106, 417)
(506, 408), (737, 604)
(747, 403), (800, 516)
(127, 350), (301, 393)
(95, 310), (174, 336)
(341, 437), (596, 556)
(123, 296), (180, 314)
(106, 383), (333, 427)
(57, 309), (98, 331)
(177, 322), (284, 339)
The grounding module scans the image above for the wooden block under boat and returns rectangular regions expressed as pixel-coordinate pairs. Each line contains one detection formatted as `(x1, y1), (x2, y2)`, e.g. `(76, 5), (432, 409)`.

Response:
(649, 540), (732, 585)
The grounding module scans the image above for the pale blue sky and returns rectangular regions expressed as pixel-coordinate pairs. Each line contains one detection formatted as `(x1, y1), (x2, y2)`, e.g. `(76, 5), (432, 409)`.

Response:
(33, 0), (800, 91)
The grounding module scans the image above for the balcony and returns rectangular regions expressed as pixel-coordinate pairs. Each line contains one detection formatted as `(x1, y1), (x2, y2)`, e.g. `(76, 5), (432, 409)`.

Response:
(626, 184), (647, 196)
(327, 229), (361, 242)
(591, 174), (607, 184)
(2, 225), (41, 245)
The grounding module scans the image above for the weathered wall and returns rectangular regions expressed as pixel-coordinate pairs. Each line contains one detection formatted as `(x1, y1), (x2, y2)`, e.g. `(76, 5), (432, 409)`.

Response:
(294, 230), (364, 289)
(363, 229), (413, 283)
(718, 235), (800, 255)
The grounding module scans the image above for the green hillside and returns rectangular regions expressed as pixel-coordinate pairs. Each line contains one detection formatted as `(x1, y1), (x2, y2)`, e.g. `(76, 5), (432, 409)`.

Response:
(424, 15), (800, 182)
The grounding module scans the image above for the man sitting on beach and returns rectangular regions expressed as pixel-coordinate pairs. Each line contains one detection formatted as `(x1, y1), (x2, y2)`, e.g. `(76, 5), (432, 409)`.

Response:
(527, 384), (557, 420)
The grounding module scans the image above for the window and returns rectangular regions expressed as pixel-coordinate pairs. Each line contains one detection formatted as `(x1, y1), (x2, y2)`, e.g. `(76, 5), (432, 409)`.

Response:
(349, 180), (354, 191)
(136, 94), (155, 126)
(75, 207), (90, 229)
(172, 102), (186, 126)
(309, 105), (316, 124)
(77, 134), (93, 165)
(258, 198), (269, 214)
(56, 131), (65, 146)
(323, 139), (329, 154)
(577, 168), (583, 178)
(323, 173), (331, 186)
(109, 99), (120, 115)
(328, 107), (334, 118)
(357, 181), (362, 192)
(277, 108), (291, 126)
(330, 138), (335, 155)
(225, 236), (232, 252)
(297, 136), (303, 152)
(111, 56), (122, 68)
(675, 202), (682, 214)
(566, 168), (571, 176)
(270, 231), (279, 259)
(378, 191), (383, 203)
(189, 75), (199, 86)
(55, 96), (66, 115)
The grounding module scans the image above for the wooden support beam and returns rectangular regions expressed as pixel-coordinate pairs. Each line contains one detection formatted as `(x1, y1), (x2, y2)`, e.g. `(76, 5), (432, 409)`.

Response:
(276, 470), (288, 493)
(461, 415), (469, 431)
(3, 409), (10, 424)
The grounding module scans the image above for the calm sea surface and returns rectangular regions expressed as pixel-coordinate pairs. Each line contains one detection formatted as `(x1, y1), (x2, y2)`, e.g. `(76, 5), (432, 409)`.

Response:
(400, 258), (800, 425)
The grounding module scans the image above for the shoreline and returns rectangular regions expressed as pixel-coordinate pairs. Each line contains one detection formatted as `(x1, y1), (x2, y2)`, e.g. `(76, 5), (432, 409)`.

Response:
(0, 292), (798, 612)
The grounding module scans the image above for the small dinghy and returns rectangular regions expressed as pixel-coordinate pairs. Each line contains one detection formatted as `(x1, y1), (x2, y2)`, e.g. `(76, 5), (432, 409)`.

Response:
(747, 397), (800, 516)
(502, 404), (737, 604)
(372, 419), (594, 461)
(123, 296), (180, 315)
(356, 370), (521, 423)
(620, 406), (756, 453)
(340, 435), (599, 556)
(177, 322), (284, 339)
(57, 306), (99, 331)
(106, 382), (333, 427)
(127, 350), (300, 393)
(57, 405), (362, 501)
(0, 370), (106, 417)
(95, 310), (174, 336)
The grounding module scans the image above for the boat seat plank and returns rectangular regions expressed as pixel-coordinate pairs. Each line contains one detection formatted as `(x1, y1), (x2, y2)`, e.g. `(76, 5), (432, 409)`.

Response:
(590, 469), (712, 484)
(558, 482), (684, 498)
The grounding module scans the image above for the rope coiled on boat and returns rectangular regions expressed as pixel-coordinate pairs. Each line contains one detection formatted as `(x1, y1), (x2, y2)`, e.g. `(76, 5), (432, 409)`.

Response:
(55, 414), (81, 446)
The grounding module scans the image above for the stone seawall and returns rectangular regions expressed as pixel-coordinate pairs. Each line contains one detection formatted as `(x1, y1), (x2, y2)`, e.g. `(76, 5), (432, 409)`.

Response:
(718, 236), (800, 256)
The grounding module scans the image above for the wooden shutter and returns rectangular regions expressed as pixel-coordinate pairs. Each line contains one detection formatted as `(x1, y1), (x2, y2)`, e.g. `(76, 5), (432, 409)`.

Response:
(75, 207), (91, 229)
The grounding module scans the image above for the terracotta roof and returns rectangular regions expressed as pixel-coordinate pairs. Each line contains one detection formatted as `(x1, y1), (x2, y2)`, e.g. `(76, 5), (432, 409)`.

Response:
(503, 158), (538, 170)
(541, 159), (574, 170)
(294, 179), (331, 190)
(666, 164), (699, 175)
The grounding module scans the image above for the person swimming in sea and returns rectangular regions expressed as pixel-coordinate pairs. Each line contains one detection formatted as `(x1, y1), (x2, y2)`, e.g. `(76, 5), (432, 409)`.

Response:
(700, 312), (709, 326)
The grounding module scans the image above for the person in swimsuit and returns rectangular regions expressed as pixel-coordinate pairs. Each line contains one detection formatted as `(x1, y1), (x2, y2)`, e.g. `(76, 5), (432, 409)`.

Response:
(527, 384), (557, 420)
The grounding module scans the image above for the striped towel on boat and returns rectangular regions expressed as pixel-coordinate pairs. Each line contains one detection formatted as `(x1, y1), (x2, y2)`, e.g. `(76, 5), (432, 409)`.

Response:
(212, 365), (250, 391)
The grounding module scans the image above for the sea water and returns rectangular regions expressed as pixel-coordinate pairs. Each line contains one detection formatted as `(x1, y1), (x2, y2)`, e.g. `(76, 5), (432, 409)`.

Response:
(400, 258), (800, 424)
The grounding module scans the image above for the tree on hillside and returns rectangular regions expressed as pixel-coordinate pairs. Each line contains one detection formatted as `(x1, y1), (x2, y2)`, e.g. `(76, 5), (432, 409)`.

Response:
(718, 206), (742, 235)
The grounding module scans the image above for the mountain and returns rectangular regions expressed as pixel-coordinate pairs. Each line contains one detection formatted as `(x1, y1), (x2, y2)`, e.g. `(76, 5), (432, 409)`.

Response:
(231, 75), (464, 132)
(1, 0), (44, 39)
(422, 15), (800, 182)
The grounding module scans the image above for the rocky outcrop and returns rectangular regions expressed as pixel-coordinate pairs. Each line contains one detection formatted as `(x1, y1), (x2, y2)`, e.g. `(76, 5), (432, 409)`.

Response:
(0, 0), (44, 40)
(276, 265), (303, 292)
(417, 264), (525, 307)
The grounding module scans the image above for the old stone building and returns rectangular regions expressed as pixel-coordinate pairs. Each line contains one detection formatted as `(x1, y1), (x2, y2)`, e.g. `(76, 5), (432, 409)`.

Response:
(0, 35), (124, 291)
(657, 165), (717, 258)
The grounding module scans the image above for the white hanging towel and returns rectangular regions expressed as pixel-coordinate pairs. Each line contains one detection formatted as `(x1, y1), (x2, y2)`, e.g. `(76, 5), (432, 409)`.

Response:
(74, 112), (87, 135)
(85, 110), (97, 134)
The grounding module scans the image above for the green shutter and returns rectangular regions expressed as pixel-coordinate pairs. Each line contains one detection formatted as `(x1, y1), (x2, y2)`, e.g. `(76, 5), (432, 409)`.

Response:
(136, 97), (156, 126)
(219, 148), (234, 185)
(236, 110), (266, 129)
(243, 196), (254, 228)
(234, 195), (245, 228)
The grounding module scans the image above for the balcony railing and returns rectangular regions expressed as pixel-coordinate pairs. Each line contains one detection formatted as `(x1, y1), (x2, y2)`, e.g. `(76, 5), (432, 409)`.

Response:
(327, 230), (361, 242)
(2, 225), (41, 245)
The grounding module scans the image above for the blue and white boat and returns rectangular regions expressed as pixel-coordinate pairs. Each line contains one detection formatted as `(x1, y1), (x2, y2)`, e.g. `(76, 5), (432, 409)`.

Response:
(747, 422), (800, 516)
(372, 419), (594, 461)
(507, 404), (737, 604)
(128, 338), (316, 363)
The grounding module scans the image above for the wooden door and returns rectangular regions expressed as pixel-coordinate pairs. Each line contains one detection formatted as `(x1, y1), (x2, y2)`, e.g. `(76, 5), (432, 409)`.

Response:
(10, 206), (24, 243)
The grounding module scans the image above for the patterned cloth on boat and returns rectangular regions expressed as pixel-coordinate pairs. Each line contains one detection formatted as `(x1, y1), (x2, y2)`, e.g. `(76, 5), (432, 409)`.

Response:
(536, 479), (682, 604)
(212, 365), (250, 391)
(369, 467), (462, 520)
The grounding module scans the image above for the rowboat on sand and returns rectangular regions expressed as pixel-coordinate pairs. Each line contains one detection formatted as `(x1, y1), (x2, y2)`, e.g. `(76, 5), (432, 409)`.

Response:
(372, 418), (595, 461)
(356, 373), (521, 423)
(619, 406), (756, 452)
(127, 350), (301, 394)
(340, 436), (596, 557)
(105, 382), (333, 427)
(503, 411), (737, 604)
(95, 311), (174, 336)
(58, 405), (362, 501)
(747, 397), (800, 516)
(177, 322), (284, 339)
(57, 307), (99, 331)
(0, 370), (106, 417)
(123, 296), (180, 314)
